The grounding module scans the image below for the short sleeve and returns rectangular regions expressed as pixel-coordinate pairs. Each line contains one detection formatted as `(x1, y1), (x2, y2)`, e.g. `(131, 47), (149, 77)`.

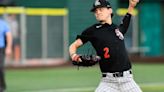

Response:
(76, 28), (92, 44)
(3, 21), (10, 33)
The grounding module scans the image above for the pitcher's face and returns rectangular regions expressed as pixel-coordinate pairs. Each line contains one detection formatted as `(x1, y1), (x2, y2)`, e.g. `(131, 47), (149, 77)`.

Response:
(94, 7), (112, 22)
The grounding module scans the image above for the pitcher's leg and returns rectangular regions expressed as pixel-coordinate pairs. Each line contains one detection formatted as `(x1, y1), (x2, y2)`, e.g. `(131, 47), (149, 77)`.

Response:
(121, 78), (142, 92)
(95, 82), (119, 92)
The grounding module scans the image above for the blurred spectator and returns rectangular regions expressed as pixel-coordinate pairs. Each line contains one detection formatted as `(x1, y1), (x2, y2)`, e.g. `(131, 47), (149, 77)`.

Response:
(0, 16), (12, 92)
(5, 14), (20, 62)
(0, 0), (15, 6)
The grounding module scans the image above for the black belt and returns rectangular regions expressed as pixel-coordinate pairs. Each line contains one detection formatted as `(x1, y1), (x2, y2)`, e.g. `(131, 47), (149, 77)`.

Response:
(102, 70), (132, 77)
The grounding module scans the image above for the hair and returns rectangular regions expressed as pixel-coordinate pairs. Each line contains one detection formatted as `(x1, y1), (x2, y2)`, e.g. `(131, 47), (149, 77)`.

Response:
(107, 7), (114, 18)
(111, 13), (114, 18)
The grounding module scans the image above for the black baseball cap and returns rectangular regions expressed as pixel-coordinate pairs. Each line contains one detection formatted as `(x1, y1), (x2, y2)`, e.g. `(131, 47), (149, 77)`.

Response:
(90, 0), (111, 12)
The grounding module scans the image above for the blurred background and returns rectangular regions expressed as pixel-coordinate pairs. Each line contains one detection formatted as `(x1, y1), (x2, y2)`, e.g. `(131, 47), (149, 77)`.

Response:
(0, 0), (164, 92)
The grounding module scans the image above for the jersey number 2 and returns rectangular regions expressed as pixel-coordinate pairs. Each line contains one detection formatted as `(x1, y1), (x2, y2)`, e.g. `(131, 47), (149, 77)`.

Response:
(103, 47), (110, 59)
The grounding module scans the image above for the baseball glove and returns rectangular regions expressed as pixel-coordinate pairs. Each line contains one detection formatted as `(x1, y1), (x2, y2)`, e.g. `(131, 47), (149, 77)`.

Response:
(72, 55), (101, 67)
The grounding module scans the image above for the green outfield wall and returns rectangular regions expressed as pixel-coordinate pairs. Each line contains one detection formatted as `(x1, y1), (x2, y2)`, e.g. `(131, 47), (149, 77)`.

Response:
(11, 0), (164, 56)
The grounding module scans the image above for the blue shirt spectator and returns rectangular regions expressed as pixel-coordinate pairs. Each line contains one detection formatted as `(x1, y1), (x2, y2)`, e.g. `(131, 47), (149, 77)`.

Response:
(0, 19), (10, 48)
(0, 17), (12, 91)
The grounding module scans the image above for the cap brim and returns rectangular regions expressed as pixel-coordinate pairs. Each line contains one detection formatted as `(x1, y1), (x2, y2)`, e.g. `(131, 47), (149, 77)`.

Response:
(90, 5), (111, 12)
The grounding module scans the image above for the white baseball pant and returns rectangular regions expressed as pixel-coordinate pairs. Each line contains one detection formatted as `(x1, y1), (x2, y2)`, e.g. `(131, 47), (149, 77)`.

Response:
(95, 70), (142, 92)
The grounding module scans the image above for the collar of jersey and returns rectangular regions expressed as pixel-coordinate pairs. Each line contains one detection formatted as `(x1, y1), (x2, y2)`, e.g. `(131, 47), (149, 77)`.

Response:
(103, 23), (113, 26)
(95, 23), (114, 29)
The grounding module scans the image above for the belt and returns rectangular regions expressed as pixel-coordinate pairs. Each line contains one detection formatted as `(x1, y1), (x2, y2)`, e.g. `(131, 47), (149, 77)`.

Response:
(102, 70), (132, 77)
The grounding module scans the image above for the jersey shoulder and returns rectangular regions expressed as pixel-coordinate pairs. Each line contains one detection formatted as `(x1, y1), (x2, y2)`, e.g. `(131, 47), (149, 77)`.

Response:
(86, 23), (100, 30)
(82, 23), (100, 34)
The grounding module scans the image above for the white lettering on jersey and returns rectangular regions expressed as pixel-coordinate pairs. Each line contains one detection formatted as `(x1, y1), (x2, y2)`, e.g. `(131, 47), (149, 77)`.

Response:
(115, 28), (124, 40)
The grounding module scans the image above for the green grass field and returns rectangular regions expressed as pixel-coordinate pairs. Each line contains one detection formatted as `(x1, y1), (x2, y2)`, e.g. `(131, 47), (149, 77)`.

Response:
(6, 64), (164, 92)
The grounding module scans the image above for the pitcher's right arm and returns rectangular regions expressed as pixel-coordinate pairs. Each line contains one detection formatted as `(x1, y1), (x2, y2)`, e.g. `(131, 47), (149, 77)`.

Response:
(69, 38), (83, 61)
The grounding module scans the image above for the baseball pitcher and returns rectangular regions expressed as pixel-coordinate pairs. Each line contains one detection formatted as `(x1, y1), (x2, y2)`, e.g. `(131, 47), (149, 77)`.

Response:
(69, 0), (142, 92)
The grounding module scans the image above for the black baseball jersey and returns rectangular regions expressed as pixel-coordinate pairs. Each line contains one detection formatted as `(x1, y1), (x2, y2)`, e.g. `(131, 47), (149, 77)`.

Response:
(77, 13), (132, 73)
